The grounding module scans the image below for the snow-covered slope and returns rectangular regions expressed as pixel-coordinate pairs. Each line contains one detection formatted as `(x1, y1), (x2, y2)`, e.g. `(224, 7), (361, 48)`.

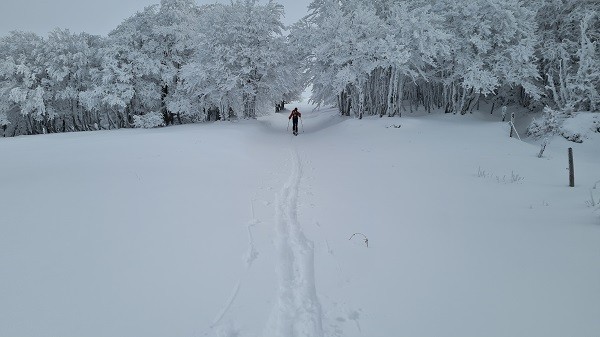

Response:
(1, 104), (598, 337)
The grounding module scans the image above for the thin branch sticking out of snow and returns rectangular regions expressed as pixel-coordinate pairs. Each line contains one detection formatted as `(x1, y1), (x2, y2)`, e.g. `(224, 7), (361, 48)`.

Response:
(349, 233), (369, 248)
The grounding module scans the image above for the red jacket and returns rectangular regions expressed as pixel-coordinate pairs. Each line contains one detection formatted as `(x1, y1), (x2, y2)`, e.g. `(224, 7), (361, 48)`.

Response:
(289, 110), (301, 120)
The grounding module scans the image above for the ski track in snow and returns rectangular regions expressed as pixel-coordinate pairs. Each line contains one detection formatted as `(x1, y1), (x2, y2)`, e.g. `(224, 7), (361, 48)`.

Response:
(211, 280), (242, 328)
(245, 216), (260, 267)
(210, 207), (260, 331)
(264, 147), (324, 337)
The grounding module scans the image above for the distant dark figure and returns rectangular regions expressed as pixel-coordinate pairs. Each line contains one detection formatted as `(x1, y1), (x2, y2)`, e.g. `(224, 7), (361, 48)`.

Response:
(288, 107), (301, 135)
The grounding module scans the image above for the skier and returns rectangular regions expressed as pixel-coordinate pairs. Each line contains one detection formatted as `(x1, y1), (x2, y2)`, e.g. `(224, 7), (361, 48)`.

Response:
(288, 107), (301, 135)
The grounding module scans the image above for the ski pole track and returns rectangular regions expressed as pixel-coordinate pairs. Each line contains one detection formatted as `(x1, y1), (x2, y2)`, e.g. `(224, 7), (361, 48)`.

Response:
(245, 202), (260, 268)
(211, 280), (241, 328)
(265, 148), (324, 337)
(210, 203), (261, 332)
(245, 221), (259, 267)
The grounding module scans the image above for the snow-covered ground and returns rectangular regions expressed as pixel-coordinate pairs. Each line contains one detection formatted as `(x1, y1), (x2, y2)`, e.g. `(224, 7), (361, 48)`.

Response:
(1, 102), (599, 337)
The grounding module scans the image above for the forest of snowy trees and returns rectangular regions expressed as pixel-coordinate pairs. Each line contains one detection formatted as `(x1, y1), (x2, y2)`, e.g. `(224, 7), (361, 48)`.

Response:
(295, 0), (599, 118)
(0, 0), (598, 137)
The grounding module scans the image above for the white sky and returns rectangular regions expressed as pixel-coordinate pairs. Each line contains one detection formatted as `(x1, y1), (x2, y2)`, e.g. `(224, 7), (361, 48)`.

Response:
(0, 0), (311, 37)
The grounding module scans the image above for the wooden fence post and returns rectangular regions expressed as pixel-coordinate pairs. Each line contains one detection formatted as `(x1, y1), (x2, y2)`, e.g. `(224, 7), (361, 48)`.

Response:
(538, 137), (548, 158)
(569, 147), (575, 187)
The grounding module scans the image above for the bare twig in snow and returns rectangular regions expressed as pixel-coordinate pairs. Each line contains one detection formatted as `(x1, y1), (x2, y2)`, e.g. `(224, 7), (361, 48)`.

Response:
(349, 233), (369, 248)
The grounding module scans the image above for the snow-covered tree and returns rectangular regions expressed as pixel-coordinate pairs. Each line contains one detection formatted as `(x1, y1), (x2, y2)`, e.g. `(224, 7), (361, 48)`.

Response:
(0, 30), (102, 135)
(84, 0), (201, 129)
(0, 31), (47, 135)
(181, 0), (297, 120)
(297, 0), (542, 118)
(148, 0), (200, 125)
(298, 0), (450, 117)
(43, 29), (101, 132)
(86, 6), (161, 128)
(434, 0), (541, 114)
(537, 0), (600, 112)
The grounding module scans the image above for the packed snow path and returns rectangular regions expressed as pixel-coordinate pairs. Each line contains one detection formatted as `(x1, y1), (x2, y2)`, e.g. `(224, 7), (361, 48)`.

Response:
(264, 147), (324, 337)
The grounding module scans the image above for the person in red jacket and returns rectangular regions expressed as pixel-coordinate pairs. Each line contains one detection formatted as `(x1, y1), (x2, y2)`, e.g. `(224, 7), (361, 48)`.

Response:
(288, 107), (301, 135)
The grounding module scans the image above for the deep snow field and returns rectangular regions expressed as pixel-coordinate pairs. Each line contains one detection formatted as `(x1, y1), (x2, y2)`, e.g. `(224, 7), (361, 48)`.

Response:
(1, 101), (599, 337)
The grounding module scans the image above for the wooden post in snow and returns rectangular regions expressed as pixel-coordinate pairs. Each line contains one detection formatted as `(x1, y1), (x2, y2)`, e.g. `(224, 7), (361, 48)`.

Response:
(568, 147), (575, 187)
(538, 137), (548, 158)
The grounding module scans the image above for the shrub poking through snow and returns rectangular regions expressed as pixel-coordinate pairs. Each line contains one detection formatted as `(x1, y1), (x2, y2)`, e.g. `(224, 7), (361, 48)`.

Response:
(527, 106), (564, 138)
(504, 172), (525, 184)
(587, 180), (600, 208)
(477, 167), (491, 179)
(133, 111), (165, 128)
(477, 167), (524, 184)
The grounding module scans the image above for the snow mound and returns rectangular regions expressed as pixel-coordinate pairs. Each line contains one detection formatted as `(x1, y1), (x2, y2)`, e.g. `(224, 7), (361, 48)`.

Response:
(528, 107), (600, 143)
(560, 112), (600, 143)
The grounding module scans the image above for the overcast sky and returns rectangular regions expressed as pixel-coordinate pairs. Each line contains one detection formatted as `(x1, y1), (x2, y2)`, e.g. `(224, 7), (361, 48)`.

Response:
(0, 0), (311, 37)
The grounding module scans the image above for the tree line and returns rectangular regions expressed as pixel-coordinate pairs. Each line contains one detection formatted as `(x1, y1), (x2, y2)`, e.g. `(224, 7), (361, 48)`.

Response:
(292, 0), (599, 118)
(0, 0), (300, 136)
(0, 0), (598, 137)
